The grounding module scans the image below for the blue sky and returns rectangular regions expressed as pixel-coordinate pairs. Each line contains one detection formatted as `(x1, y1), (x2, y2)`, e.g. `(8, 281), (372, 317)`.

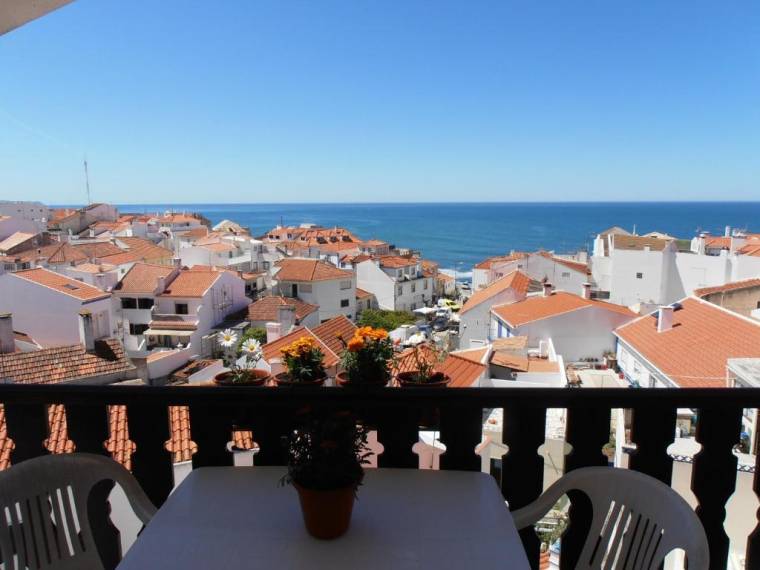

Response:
(1, 1), (758, 204)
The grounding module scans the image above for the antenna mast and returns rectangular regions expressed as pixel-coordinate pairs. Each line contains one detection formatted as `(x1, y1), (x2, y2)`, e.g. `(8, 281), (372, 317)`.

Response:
(83, 157), (92, 204)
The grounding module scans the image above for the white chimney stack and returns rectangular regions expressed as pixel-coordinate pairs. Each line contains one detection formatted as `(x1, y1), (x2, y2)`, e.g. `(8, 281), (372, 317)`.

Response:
(542, 282), (553, 297)
(581, 282), (592, 300)
(725, 225), (731, 237)
(278, 304), (296, 335)
(79, 310), (95, 351)
(266, 322), (282, 344)
(657, 306), (674, 333)
(0, 313), (14, 354)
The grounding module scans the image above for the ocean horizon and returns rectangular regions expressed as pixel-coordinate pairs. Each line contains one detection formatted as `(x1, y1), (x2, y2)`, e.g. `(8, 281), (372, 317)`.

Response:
(62, 202), (760, 272)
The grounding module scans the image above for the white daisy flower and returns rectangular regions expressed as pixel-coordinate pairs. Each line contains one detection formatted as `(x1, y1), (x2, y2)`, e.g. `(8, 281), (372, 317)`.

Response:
(241, 338), (262, 357)
(218, 329), (238, 348)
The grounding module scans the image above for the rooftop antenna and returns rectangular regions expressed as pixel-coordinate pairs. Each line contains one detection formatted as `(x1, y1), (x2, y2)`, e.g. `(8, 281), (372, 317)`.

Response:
(83, 157), (92, 205)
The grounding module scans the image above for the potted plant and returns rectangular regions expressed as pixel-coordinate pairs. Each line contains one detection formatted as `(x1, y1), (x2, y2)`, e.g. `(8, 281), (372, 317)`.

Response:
(282, 409), (372, 539)
(336, 326), (394, 387)
(214, 329), (270, 386)
(276, 336), (327, 386)
(396, 343), (450, 387)
(536, 510), (568, 569)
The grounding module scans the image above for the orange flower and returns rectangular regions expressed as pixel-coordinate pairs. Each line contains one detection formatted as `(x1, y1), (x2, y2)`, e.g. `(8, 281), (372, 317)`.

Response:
(347, 337), (365, 352)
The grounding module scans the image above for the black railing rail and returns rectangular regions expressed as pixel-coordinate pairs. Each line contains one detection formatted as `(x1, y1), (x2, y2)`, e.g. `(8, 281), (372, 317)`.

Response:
(1, 384), (759, 570)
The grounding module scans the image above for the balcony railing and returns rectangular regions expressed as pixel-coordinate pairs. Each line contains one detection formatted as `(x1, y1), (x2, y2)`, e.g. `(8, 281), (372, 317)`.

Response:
(0, 385), (758, 569)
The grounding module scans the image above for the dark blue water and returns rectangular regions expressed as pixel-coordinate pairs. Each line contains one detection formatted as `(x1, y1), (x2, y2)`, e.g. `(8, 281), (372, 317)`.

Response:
(116, 202), (760, 272)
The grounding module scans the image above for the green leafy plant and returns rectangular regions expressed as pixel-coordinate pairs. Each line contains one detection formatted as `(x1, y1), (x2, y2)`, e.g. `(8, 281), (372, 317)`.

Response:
(338, 326), (394, 384)
(358, 309), (415, 331)
(282, 409), (372, 491)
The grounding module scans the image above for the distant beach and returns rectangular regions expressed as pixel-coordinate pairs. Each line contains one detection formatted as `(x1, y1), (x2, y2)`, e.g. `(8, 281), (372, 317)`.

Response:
(108, 202), (760, 272)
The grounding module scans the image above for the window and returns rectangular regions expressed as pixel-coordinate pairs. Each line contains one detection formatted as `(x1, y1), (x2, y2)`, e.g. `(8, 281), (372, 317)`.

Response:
(137, 298), (153, 309)
(411, 283), (416, 293)
(561, 272), (570, 278)
(291, 284), (298, 297)
(299, 284), (312, 293)
(340, 280), (352, 290)
(340, 299), (350, 308)
(129, 324), (149, 335)
(636, 272), (643, 279)
(121, 298), (137, 309)
(397, 285), (403, 296)
(175, 303), (189, 315)
(423, 280), (428, 290)
(263, 261), (270, 270)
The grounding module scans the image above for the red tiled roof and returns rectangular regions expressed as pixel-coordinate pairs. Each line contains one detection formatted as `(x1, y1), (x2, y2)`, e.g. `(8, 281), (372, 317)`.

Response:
(537, 251), (589, 274)
(704, 236), (731, 249)
(12, 268), (110, 301)
(113, 237), (173, 263)
(694, 278), (760, 298)
(275, 259), (353, 282)
(160, 269), (221, 298)
(474, 253), (526, 270)
(0, 232), (37, 252)
(452, 347), (489, 364)
(247, 296), (318, 322)
(377, 255), (417, 269)
(0, 339), (135, 384)
(738, 244), (760, 257)
(492, 291), (635, 327)
(460, 271), (530, 314)
(615, 297), (760, 387)
(15, 242), (89, 264)
(312, 315), (357, 356)
(356, 288), (374, 299)
(149, 320), (198, 331)
(114, 263), (176, 294)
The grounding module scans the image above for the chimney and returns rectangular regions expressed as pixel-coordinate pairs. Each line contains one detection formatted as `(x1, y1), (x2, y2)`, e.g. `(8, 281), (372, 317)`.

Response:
(657, 306), (674, 333)
(156, 276), (167, 295)
(278, 304), (296, 335)
(0, 313), (14, 354)
(79, 310), (95, 350)
(581, 282), (592, 300)
(725, 225), (731, 237)
(266, 322), (281, 343)
(543, 282), (553, 297)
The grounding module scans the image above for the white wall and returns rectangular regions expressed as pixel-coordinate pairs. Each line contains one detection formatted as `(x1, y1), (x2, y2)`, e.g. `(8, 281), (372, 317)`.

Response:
(146, 347), (193, 379)
(0, 274), (113, 347)
(0, 217), (40, 240)
(460, 287), (525, 348)
(357, 261), (396, 310)
(493, 305), (635, 362)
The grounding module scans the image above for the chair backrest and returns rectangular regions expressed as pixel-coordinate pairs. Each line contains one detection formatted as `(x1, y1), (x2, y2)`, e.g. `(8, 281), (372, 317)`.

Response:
(513, 466), (709, 570)
(0, 453), (157, 570)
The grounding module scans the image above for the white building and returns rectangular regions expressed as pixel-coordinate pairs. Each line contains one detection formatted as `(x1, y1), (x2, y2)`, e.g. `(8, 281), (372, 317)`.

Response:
(274, 258), (356, 322)
(0, 216), (41, 241)
(355, 256), (433, 312)
(0, 201), (50, 231)
(490, 284), (636, 362)
(113, 264), (248, 358)
(472, 251), (588, 294)
(592, 229), (760, 308)
(0, 268), (114, 347)
(459, 271), (530, 348)
(178, 233), (270, 274)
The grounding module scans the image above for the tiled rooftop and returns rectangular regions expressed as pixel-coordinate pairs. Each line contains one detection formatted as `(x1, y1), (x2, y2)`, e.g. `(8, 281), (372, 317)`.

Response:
(160, 269), (222, 298)
(275, 258), (353, 282)
(247, 296), (318, 322)
(12, 268), (110, 301)
(114, 263), (176, 295)
(460, 270), (530, 314)
(491, 291), (635, 327)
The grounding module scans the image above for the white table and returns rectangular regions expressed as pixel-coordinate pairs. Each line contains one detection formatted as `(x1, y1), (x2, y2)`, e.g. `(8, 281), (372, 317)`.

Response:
(117, 467), (530, 569)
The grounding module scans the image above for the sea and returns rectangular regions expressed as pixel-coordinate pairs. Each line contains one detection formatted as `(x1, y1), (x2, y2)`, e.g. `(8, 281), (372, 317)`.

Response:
(116, 202), (760, 276)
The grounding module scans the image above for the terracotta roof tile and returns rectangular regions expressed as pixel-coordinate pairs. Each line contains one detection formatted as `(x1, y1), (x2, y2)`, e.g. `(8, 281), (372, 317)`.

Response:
(114, 263), (176, 294)
(356, 288), (374, 299)
(12, 268), (110, 301)
(247, 296), (318, 322)
(492, 291), (635, 327)
(0, 339), (135, 384)
(160, 269), (221, 298)
(393, 345), (485, 387)
(377, 255), (418, 269)
(694, 278), (760, 298)
(0, 232), (37, 252)
(452, 347), (489, 364)
(738, 244), (760, 257)
(615, 297), (760, 388)
(474, 252), (526, 270)
(536, 251), (589, 274)
(461, 271), (530, 314)
(275, 259), (353, 282)
(312, 316), (357, 356)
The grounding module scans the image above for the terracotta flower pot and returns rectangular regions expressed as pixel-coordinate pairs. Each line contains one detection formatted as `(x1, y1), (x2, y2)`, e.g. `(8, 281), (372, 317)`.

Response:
(397, 371), (450, 388)
(294, 483), (356, 540)
(213, 369), (270, 386)
(335, 371), (388, 388)
(275, 372), (326, 387)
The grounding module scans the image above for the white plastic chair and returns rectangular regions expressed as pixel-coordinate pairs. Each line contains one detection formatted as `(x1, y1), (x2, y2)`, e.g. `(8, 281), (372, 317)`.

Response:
(512, 466), (709, 570)
(0, 453), (157, 570)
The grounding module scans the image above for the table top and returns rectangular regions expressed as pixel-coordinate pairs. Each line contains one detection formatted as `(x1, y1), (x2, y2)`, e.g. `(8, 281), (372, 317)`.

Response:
(117, 467), (530, 570)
